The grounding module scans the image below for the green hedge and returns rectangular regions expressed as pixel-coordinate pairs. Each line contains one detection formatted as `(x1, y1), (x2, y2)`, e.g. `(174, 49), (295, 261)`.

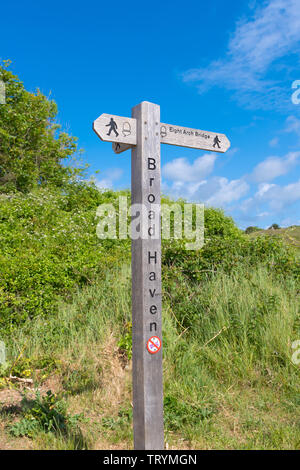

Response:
(0, 184), (130, 331)
(0, 184), (298, 333)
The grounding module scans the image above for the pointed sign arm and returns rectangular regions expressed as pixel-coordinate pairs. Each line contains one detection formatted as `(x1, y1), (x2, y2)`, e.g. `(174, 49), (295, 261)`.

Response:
(93, 113), (137, 145)
(93, 114), (230, 153)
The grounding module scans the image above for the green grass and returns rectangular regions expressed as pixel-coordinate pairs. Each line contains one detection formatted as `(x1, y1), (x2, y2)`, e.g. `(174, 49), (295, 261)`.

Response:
(1, 261), (299, 449)
(163, 263), (300, 449)
(248, 225), (300, 249)
(1, 61), (298, 450)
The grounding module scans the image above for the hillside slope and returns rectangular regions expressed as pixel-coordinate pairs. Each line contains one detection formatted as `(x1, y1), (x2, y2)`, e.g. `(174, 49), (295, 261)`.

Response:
(0, 262), (299, 450)
(247, 226), (300, 249)
(0, 189), (299, 449)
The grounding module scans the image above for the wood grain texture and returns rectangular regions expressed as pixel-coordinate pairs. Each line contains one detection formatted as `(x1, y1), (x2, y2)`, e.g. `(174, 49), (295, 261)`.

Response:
(94, 114), (230, 153)
(160, 122), (230, 152)
(93, 113), (136, 144)
(131, 101), (164, 450)
(112, 142), (132, 154)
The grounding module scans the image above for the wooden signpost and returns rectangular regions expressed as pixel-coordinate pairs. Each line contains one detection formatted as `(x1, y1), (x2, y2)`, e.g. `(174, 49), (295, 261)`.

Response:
(93, 113), (136, 146)
(93, 102), (230, 450)
(159, 122), (230, 152)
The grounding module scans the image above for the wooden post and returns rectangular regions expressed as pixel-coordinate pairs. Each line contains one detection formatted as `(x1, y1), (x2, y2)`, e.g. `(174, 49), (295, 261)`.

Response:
(131, 101), (164, 450)
(93, 103), (231, 451)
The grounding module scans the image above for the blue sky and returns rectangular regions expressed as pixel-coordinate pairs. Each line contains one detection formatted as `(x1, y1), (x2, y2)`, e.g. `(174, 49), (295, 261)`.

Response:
(1, 0), (300, 229)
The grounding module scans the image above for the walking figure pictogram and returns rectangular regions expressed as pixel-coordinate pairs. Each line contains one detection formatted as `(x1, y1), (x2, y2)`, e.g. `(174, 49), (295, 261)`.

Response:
(106, 117), (119, 137)
(213, 135), (221, 149)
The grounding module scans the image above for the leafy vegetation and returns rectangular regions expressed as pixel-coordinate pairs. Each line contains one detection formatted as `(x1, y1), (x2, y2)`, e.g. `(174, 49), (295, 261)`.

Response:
(246, 224), (300, 249)
(0, 63), (299, 450)
(8, 390), (87, 449)
(0, 185), (130, 331)
(0, 61), (83, 193)
(1, 262), (298, 449)
(245, 226), (262, 234)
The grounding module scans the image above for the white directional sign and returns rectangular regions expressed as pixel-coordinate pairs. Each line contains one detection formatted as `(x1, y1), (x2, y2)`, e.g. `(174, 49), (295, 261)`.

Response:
(93, 113), (136, 145)
(159, 122), (230, 153)
(95, 117), (230, 154)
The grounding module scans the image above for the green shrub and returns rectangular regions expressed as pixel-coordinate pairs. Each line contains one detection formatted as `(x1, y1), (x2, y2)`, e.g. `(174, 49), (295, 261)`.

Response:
(163, 234), (299, 283)
(102, 406), (133, 431)
(9, 391), (83, 439)
(0, 355), (60, 381)
(245, 226), (261, 234)
(0, 186), (131, 332)
(0, 182), (298, 337)
(0, 61), (81, 193)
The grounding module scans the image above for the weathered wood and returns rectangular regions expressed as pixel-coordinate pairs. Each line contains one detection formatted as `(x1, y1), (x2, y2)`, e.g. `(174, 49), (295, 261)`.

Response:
(93, 113), (136, 145)
(160, 122), (230, 152)
(112, 142), (132, 154)
(94, 114), (231, 153)
(131, 101), (164, 450)
(93, 102), (232, 451)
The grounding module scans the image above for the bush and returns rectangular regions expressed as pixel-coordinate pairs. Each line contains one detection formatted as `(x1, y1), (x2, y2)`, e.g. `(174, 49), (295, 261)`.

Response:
(245, 226), (261, 234)
(0, 186), (131, 331)
(0, 182), (298, 334)
(163, 233), (299, 283)
(0, 61), (81, 193)
(9, 390), (85, 446)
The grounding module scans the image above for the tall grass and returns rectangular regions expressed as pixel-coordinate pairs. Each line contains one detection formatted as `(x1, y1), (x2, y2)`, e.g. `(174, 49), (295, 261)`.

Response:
(5, 263), (131, 361)
(2, 261), (299, 449)
(167, 265), (299, 378)
(163, 264), (299, 447)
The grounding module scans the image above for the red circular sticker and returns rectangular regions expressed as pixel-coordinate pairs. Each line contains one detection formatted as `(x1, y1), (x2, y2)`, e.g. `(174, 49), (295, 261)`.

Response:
(147, 336), (162, 354)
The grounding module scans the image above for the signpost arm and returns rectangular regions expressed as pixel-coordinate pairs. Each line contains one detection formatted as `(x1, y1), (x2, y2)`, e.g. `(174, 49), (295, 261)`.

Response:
(131, 101), (164, 450)
(93, 103), (230, 451)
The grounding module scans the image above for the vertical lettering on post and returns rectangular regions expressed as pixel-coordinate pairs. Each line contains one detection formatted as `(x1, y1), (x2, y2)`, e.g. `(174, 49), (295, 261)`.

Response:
(131, 101), (163, 450)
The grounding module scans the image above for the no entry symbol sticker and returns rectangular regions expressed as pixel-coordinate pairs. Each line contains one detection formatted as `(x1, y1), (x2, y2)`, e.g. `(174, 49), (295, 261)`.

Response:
(147, 336), (162, 354)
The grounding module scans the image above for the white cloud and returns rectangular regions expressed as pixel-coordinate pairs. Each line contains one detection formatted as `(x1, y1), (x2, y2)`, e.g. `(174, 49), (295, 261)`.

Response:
(163, 174), (249, 208)
(108, 168), (123, 180)
(262, 180), (300, 210)
(162, 149), (300, 227)
(269, 137), (279, 147)
(96, 178), (113, 189)
(257, 211), (270, 217)
(205, 178), (249, 207)
(285, 115), (300, 136)
(182, 0), (300, 109)
(255, 179), (300, 210)
(96, 167), (123, 189)
(280, 217), (297, 227)
(256, 182), (276, 197)
(162, 154), (249, 206)
(226, 147), (239, 157)
(237, 175), (300, 226)
(162, 154), (216, 182)
(251, 151), (300, 182)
